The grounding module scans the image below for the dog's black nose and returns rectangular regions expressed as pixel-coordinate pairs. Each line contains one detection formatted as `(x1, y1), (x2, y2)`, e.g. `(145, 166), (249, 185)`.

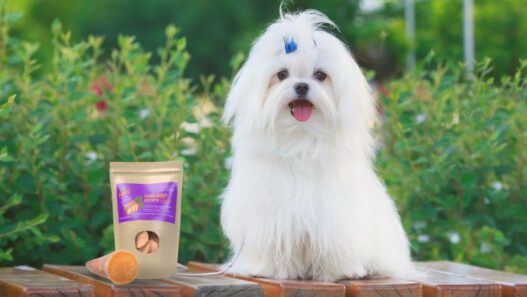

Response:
(294, 83), (309, 97)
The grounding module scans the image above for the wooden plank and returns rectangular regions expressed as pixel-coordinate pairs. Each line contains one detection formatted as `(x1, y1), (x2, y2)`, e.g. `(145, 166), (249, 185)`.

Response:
(187, 261), (346, 297)
(417, 261), (527, 297)
(338, 276), (422, 297)
(0, 266), (94, 297)
(409, 268), (502, 297)
(43, 264), (181, 297)
(164, 265), (263, 297)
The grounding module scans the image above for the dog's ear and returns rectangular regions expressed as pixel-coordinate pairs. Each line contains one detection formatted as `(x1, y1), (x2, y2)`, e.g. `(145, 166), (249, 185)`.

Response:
(222, 66), (246, 127)
(222, 57), (270, 129)
(334, 49), (378, 159)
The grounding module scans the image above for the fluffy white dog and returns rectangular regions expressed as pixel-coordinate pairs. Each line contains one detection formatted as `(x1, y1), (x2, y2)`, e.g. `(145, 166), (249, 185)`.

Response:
(220, 9), (415, 281)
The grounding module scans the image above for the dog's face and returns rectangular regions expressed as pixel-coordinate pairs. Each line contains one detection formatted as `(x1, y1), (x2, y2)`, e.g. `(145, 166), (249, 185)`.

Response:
(224, 11), (377, 156)
(265, 42), (338, 128)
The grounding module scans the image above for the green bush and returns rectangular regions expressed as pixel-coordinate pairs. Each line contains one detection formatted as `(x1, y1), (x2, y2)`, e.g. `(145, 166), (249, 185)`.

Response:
(378, 57), (527, 273)
(0, 15), (234, 265)
(1, 14), (526, 273)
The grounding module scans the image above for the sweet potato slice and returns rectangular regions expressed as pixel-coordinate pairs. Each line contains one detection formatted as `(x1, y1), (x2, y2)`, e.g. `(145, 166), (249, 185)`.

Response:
(85, 250), (139, 284)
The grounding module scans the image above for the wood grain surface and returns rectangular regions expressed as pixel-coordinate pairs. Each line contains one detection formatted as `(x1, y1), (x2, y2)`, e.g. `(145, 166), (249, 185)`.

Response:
(338, 276), (422, 297)
(409, 267), (502, 297)
(187, 261), (346, 297)
(43, 264), (181, 297)
(164, 264), (264, 297)
(3, 261), (524, 297)
(417, 261), (527, 297)
(0, 266), (94, 297)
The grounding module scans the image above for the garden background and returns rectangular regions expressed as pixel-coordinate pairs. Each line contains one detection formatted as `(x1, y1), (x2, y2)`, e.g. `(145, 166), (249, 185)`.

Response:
(1, 0), (526, 273)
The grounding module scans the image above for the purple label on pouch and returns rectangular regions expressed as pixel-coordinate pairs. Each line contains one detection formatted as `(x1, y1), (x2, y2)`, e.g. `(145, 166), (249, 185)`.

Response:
(116, 182), (177, 224)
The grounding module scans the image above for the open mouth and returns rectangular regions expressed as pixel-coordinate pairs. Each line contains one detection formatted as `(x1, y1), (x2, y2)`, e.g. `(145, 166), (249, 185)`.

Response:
(288, 99), (314, 122)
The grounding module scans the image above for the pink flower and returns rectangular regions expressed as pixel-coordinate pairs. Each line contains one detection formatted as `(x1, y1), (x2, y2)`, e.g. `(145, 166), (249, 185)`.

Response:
(91, 76), (112, 114)
(377, 84), (389, 97)
(94, 100), (108, 113)
(91, 76), (113, 96)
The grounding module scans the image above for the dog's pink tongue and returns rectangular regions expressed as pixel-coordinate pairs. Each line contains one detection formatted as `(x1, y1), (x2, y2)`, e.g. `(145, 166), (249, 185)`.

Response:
(291, 100), (313, 122)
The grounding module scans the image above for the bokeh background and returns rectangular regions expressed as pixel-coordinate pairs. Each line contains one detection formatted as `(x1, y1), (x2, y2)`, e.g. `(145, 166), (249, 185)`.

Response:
(1, 0), (526, 273)
(9, 0), (527, 80)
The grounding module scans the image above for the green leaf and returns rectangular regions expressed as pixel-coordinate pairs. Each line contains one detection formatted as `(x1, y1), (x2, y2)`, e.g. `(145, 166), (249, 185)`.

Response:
(176, 37), (187, 50)
(0, 147), (14, 162)
(0, 213), (49, 238)
(165, 25), (178, 39)
(0, 194), (22, 214)
(51, 19), (63, 36)
(0, 95), (16, 113)
(101, 225), (115, 254)
(0, 248), (14, 262)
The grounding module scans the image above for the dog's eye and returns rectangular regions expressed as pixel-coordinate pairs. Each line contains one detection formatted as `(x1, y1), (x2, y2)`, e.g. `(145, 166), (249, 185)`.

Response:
(314, 70), (327, 82)
(277, 70), (289, 81)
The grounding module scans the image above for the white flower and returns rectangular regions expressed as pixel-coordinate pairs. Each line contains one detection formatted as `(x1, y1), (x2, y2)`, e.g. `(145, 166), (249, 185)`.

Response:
(180, 148), (197, 156)
(181, 122), (200, 134)
(224, 156), (233, 169)
(86, 151), (97, 162)
(417, 234), (430, 243)
(139, 108), (150, 119)
(415, 113), (426, 124)
(452, 112), (460, 125)
(480, 242), (491, 254)
(414, 221), (426, 230)
(198, 116), (214, 128)
(491, 181), (503, 191)
(360, 0), (383, 12)
(447, 231), (461, 244)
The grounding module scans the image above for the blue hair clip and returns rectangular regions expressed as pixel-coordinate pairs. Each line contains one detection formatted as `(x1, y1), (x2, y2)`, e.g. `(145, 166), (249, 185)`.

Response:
(284, 37), (297, 54)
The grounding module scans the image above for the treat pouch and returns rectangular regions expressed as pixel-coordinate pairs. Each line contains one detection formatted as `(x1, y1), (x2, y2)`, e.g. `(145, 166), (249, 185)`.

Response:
(110, 161), (183, 279)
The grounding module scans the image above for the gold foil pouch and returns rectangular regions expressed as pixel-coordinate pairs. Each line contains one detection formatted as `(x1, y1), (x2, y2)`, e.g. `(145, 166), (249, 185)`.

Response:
(110, 161), (183, 279)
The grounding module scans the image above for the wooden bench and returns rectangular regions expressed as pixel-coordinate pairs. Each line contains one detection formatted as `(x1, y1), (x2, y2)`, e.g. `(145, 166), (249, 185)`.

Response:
(0, 261), (525, 297)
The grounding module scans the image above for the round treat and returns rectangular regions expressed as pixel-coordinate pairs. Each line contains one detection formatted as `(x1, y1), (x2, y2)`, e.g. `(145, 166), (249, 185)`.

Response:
(137, 241), (150, 253)
(147, 231), (159, 242)
(135, 231), (149, 249)
(146, 231), (160, 253)
(148, 239), (159, 253)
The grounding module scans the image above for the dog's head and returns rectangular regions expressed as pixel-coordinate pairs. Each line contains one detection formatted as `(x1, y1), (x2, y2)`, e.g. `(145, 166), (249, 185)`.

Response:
(224, 10), (377, 157)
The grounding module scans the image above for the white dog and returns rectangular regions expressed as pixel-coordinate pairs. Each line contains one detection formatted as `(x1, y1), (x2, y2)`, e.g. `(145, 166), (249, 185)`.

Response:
(220, 9), (415, 281)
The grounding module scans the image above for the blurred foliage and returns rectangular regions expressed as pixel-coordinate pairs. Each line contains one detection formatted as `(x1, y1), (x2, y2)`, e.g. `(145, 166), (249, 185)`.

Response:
(1, 2), (526, 274)
(6, 0), (526, 80)
(7, 0), (357, 79)
(354, 0), (527, 79)
(0, 10), (235, 265)
(378, 55), (527, 272)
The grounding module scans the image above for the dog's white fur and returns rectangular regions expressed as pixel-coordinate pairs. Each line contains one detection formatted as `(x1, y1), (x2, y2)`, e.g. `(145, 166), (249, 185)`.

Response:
(220, 9), (415, 281)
